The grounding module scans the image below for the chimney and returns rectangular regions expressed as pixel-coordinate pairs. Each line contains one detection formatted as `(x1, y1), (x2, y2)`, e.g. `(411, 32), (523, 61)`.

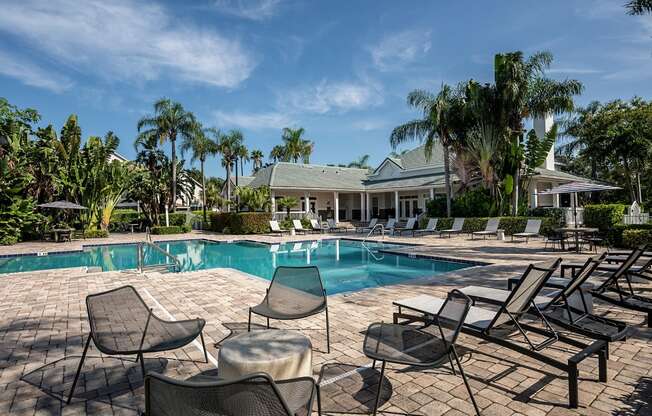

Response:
(534, 113), (555, 171)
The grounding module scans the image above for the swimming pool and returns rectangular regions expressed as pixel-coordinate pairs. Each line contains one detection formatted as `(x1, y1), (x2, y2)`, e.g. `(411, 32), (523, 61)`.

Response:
(0, 239), (474, 294)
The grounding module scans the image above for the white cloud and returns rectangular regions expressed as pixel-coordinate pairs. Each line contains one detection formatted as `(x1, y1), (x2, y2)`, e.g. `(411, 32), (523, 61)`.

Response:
(214, 110), (293, 130)
(547, 67), (602, 75)
(280, 79), (384, 114)
(352, 119), (388, 131)
(369, 30), (432, 71)
(213, 0), (282, 20)
(0, 0), (256, 88)
(0, 49), (73, 93)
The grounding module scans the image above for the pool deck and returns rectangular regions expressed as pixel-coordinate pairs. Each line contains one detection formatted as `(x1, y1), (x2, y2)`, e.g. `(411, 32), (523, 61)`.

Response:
(0, 231), (650, 415)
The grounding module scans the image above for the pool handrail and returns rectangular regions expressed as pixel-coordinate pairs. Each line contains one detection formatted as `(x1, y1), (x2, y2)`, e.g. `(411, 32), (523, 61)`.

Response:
(363, 223), (385, 243)
(137, 241), (181, 273)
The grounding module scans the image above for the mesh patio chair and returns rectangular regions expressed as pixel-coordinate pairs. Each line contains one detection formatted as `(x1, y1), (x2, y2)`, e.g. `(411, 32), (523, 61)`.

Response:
(363, 290), (479, 416)
(144, 371), (317, 416)
(471, 217), (500, 240)
(511, 219), (542, 242)
(68, 285), (207, 404)
(248, 266), (330, 353)
(440, 218), (464, 238)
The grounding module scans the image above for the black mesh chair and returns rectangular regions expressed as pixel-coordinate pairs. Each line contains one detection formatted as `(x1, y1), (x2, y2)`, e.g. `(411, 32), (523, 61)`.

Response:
(249, 266), (330, 353)
(144, 372), (316, 416)
(363, 290), (479, 416)
(68, 286), (207, 404)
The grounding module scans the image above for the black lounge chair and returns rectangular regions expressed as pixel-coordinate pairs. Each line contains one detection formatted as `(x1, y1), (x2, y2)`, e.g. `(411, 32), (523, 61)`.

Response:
(248, 266), (330, 353)
(68, 285), (207, 404)
(364, 290), (479, 416)
(465, 256), (629, 343)
(393, 259), (609, 409)
(144, 371), (317, 416)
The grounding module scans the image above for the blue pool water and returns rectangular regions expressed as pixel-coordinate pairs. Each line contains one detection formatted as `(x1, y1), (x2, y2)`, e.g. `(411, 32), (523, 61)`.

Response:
(0, 239), (473, 294)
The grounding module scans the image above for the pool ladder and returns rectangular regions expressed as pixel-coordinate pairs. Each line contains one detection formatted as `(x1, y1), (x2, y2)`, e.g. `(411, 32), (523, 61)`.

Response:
(362, 223), (385, 244)
(136, 241), (181, 273)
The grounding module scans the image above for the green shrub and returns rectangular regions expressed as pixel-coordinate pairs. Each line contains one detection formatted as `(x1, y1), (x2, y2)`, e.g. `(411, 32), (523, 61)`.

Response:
(150, 225), (189, 235)
(426, 196), (447, 217)
(622, 229), (652, 249)
(584, 204), (626, 231)
(208, 213), (231, 232)
(430, 216), (555, 236)
(605, 223), (652, 247)
(528, 207), (565, 226)
(158, 212), (196, 227)
(426, 189), (495, 217)
(229, 212), (273, 234)
(111, 209), (142, 223)
(84, 229), (109, 238)
(279, 217), (310, 230)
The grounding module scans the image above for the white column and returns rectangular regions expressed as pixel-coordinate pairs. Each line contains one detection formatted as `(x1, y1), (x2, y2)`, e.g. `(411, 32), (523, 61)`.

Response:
(531, 185), (538, 208)
(304, 192), (310, 214)
(552, 184), (560, 208)
(394, 191), (400, 220)
(366, 193), (371, 220)
(360, 193), (365, 222)
(271, 190), (276, 218)
(334, 191), (339, 223)
(430, 188), (434, 200)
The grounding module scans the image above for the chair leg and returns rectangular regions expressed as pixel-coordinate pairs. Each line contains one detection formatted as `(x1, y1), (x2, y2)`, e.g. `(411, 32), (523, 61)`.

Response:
(247, 308), (252, 332)
(67, 334), (92, 404)
(448, 352), (457, 375)
(266, 317), (270, 329)
(372, 360), (376, 369)
(200, 332), (208, 363)
(316, 383), (322, 416)
(325, 307), (331, 354)
(452, 347), (480, 416)
(138, 352), (146, 377)
(372, 361), (386, 416)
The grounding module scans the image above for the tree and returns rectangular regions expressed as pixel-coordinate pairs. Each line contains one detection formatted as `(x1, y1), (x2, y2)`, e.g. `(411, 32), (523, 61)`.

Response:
(237, 143), (249, 177)
(234, 186), (271, 211)
(211, 129), (242, 211)
(348, 154), (371, 169)
(204, 177), (226, 209)
(250, 149), (264, 172)
(276, 196), (299, 216)
(269, 145), (286, 163)
(280, 127), (313, 163)
(390, 84), (463, 217)
(626, 0), (652, 14)
(181, 121), (218, 223)
(137, 98), (196, 212)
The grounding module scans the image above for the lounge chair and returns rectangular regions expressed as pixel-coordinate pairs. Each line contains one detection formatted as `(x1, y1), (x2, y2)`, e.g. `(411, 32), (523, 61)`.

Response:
(269, 220), (287, 236)
(413, 218), (439, 236)
(393, 259), (609, 409)
(511, 219), (542, 242)
(309, 219), (326, 233)
(145, 371), (317, 416)
(355, 218), (378, 234)
(462, 256), (629, 343)
(471, 218), (500, 240)
(364, 290), (479, 416)
(327, 219), (348, 233)
(248, 266), (330, 353)
(394, 217), (418, 236)
(383, 218), (397, 235)
(440, 218), (464, 238)
(68, 286), (207, 404)
(292, 220), (309, 235)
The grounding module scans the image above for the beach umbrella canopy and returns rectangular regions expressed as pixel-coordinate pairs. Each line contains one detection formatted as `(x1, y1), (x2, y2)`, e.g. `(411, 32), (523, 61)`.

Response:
(537, 181), (621, 227)
(38, 200), (87, 210)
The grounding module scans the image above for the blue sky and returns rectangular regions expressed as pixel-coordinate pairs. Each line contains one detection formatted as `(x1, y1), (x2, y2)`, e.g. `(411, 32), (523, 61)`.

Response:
(1, 0), (651, 178)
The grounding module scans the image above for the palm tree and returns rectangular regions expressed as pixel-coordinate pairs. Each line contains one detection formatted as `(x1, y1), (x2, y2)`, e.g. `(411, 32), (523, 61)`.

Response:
(211, 129), (242, 212)
(137, 98), (195, 212)
(235, 142), (249, 180)
(348, 154), (371, 169)
(626, 0), (652, 14)
(181, 121), (218, 223)
(269, 145), (286, 163)
(250, 149), (264, 172)
(281, 127), (313, 163)
(390, 84), (462, 217)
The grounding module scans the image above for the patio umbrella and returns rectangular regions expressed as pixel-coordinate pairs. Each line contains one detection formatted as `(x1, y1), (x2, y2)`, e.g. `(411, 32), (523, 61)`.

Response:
(38, 200), (87, 210)
(537, 181), (621, 227)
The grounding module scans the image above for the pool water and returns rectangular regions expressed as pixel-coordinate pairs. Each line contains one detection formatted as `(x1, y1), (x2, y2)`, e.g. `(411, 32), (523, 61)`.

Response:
(0, 239), (473, 294)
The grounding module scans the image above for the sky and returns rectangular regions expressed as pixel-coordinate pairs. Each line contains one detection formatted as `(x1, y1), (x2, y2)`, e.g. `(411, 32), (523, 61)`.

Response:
(1, 0), (651, 178)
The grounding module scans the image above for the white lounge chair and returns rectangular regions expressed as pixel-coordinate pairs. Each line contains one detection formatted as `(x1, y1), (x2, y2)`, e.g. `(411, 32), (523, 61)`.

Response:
(292, 219), (309, 235)
(384, 218), (397, 235)
(309, 219), (325, 233)
(327, 219), (348, 232)
(471, 218), (500, 240)
(356, 218), (378, 233)
(269, 220), (287, 236)
(440, 218), (465, 238)
(414, 218), (439, 236)
(512, 219), (542, 243)
(395, 218), (418, 236)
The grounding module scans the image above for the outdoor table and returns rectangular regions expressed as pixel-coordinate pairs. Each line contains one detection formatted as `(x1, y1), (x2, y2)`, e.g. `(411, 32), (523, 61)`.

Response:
(556, 227), (599, 253)
(218, 330), (312, 381)
(129, 223), (139, 233)
(51, 228), (72, 242)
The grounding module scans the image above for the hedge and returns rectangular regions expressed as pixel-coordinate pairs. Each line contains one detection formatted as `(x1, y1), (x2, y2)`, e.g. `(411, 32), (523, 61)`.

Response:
(208, 212), (272, 234)
(430, 216), (558, 236)
(280, 217), (310, 230)
(583, 204), (626, 232)
(622, 229), (652, 249)
(111, 209), (142, 224)
(605, 223), (652, 247)
(150, 225), (191, 235)
(84, 229), (109, 238)
(158, 212), (196, 227)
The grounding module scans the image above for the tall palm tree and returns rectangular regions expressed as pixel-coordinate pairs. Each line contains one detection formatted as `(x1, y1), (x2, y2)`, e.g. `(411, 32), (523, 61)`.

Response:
(211, 129), (242, 212)
(390, 84), (462, 217)
(137, 98), (195, 212)
(269, 145), (286, 163)
(281, 127), (313, 163)
(236, 142), (249, 179)
(348, 154), (371, 169)
(181, 121), (218, 223)
(250, 149), (264, 172)
(626, 0), (652, 14)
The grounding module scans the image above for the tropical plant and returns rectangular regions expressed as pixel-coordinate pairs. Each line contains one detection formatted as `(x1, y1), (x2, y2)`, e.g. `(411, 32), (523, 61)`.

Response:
(137, 98), (196, 211)
(181, 121), (218, 223)
(348, 154), (371, 169)
(276, 196), (299, 216)
(279, 127), (313, 163)
(626, 0), (652, 14)
(204, 177), (226, 209)
(269, 145), (286, 163)
(211, 129), (242, 211)
(250, 149), (264, 172)
(234, 186), (271, 211)
(236, 142), (249, 177)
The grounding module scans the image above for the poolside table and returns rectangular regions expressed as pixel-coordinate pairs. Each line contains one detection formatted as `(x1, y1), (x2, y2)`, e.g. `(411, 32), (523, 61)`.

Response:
(218, 330), (312, 381)
(556, 227), (599, 253)
(51, 228), (72, 242)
